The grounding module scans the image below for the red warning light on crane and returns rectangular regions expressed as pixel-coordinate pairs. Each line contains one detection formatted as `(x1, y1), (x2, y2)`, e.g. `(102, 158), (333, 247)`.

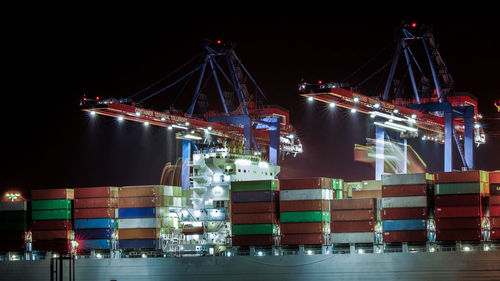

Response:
(217, 40), (221, 44)
(96, 96), (100, 101)
(411, 22), (417, 28)
(318, 80), (322, 84)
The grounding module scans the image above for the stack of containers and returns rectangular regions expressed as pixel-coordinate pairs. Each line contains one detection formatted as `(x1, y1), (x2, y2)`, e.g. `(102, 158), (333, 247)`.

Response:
(280, 178), (332, 245)
(155, 185), (184, 242)
(489, 171), (500, 240)
(31, 189), (73, 252)
(381, 173), (431, 243)
(333, 179), (344, 199)
(117, 186), (159, 250)
(231, 180), (279, 246)
(0, 200), (27, 251)
(330, 198), (377, 244)
(434, 170), (489, 242)
(74, 187), (118, 251)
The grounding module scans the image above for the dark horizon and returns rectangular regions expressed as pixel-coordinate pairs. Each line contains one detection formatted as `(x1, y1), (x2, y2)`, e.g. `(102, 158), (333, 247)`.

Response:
(3, 4), (499, 196)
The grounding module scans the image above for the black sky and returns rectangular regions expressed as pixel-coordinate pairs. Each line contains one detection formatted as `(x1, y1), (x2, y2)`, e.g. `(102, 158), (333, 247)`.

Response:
(3, 4), (499, 195)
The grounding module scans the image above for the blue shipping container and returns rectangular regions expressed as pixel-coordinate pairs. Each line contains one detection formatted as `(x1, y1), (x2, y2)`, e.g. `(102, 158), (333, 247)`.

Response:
(80, 239), (111, 250)
(119, 239), (156, 249)
(75, 218), (116, 229)
(75, 228), (115, 240)
(382, 219), (427, 231)
(118, 207), (156, 218)
(231, 191), (276, 203)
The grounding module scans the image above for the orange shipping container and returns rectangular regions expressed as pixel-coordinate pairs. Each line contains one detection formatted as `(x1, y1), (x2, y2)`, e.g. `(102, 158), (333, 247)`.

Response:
(331, 209), (376, 221)
(280, 200), (330, 212)
(74, 187), (118, 198)
(279, 178), (332, 190)
(32, 230), (72, 240)
(74, 198), (118, 209)
(281, 233), (325, 245)
(490, 171), (500, 184)
(435, 170), (488, 183)
(331, 198), (376, 210)
(231, 213), (278, 225)
(32, 189), (74, 200)
(118, 186), (156, 197)
(118, 228), (156, 239)
(118, 197), (156, 208)
(281, 222), (329, 234)
(351, 190), (382, 199)
(74, 208), (116, 219)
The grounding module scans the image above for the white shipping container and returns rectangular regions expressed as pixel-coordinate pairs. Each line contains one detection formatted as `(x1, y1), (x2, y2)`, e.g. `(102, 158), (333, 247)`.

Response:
(0, 201), (27, 211)
(331, 232), (374, 243)
(118, 218), (156, 229)
(381, 196), (427, 208)
(280, 189), (333, 201)
(381, 173), (431, 186)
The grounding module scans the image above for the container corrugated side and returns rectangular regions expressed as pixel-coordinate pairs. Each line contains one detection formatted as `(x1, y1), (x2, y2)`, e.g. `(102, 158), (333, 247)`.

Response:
(381, 196), (427, 208)
(118, 207), (156, 219)
(331, 209), (376, 221)
(382, 219), (426, 231)
(118, 228), (157, 239)
(435, 194), (481, 206)
(74, 187), (118, 198)
(156, 185), (182, 197)
(280, 222), (330, 234)
(0, 201), (27, 211)
(280, 211), (330, 223)
(331, 232), (374, 243)
(232, 235), (275, 246)
(490, 171), (500, 184)
(231, 180), (279, 192)
(32, 210), (71, 220)
(351, 190), (382, 199)
(331, 198), (376, 210)
(31, 220), (72, 230)
(436, 218), (481, 230)
(231, 213), (278, 225)
(436, 182), (489, 195)
(74, 208), (117, 219)
(435, 170), (489, 183)
(231, 202), (277, 214)
(79, 239), (112, 250)
(281, 233), (325, 245)
(381, 173), (432, 186)
(280, 200), (330, 212)
(118, 186), (156, 197)
(32, 230), (72, 240)
(74, 218), (116, 229)
(331, 220), (374, 233)
(435, 206), (482, 218)
(383, 230), (427, 242)
(75, 228), (115, 240)
(280, 189), (333, 201)
(117, 218), (156, 229)
(382, 185), (427, 197)
(74, 198), (118, 209)
(436, 229), (482, 241)
(381, 207), (427, 220)
(231, 191), (277, 203)
(31, 199), (72, 210)
(118, 197), (156, 208)
(232, 224), (277, 235)
(31, 188), (74, 200)
(119, 239), (156, 249)
(279, 178), (331, 190)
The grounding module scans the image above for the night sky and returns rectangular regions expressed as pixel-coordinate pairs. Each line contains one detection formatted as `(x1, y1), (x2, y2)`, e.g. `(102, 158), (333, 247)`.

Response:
(3, 4), (499, 197)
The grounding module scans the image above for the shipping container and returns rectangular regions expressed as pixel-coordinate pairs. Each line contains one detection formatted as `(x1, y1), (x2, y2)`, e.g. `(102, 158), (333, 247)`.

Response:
(279, 178), (331, 190)
(281, 233), (325, 245)
(281, 222), (329, 234)
(331, 232), (374, 243)
(491, 229), (500, 240)
(232, 235), (275, 246)
(118, 186), (156, 197)
(231, 179), (279, 192)
(0, 201), (27, 211)
(32, 188), (74, 200)
(74, 208), (117, 219)
(331, 209), (376, 221)
(382, 173), (432, 186)
(119, 239), (156, 249)
(74, 198), (118, 209)
(360, 180), (382, 190)
(383, 231), (427, 242)
(490, 172), (500, 184)
(231, 213), (278, 225)
(435, 194), (481, 207)
(75, 228), (114, 240)
(491, 184), (500, 195)
(32, 230), (71, 240)
(232, 224), (277, 235)
(331, 220), (374, 233)
(231, 191), (277, 203)
(74, 186), (118, 198)
(436, 229), (482, 241)
(490, 205), (500, 217)
(491, 196), (500, 206)
(435, 218), (481, 230)
(118, 207), (156, 219)
(74, 218), (116, 229)
(118, 228), (156, 239)
(491, 217), (500, 228)
(382, 185), (427, 197)
(280, 211), (330, 223)
(381, 196), (427, 208)
(331, 198), (376, 210)
(231, 202), (277, 214)
(280, 189), (333, 201)
(280, 200), (330, 212)
(435, 206), (482, 218)
(381, 208), (427, 220)
(333, 179), (344, 190)
(436, 182), (489, 195)
(31, 199), (72, 210)
(351, 190), (382, 199)
(32, 239), (70, 252)
(435, 170), (488, 183)
(118, 197), (156, 208)
(32, 209), (71, 220)
(156, 185), (182, 197)
(382, 219), (426, 231)
(155, 196), (184, 207)
(80, 239), (112, 250)
(31, 220), (72, 230)
(117, 218), (156, 229)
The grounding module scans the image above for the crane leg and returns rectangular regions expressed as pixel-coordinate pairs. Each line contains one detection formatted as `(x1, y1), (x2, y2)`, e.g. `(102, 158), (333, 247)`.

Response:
(182, 140), (191, 190)
(464, 106), (475, 170)
(375, 124), (385, 180)
(444, 107), (453, 172)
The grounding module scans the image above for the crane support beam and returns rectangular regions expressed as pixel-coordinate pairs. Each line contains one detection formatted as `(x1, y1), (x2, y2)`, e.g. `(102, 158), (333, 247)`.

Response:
(464, 106), (475, 169)
(444, 105), (453, 171)
(402, 40), (420, 103)
(383, 42), (402, 101)
(182, 140), (191, 190)
(375, 119), (385, 180)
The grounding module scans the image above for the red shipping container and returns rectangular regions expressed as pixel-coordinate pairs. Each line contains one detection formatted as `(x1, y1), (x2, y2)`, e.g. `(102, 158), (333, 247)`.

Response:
(331, 220), (374, 233)
(436, 229), (482, 241)
(31, 220), (72, 230)
(383, 231), (427, 242)
(280, 200), (330, 212)
(119, 197), (156, 208)
(331, 209), (375, 221)
(280, 178), (332, 190)
(331, 198), (376, 210)
(490, 205), (500, 217)
(118, 186), (155, 197)
(231, 213), (278, 225)
(282, 233), (325, 245)
(32, 239), (70, 252)
(491, 229), (500, 240)
(232, 235), (274, 246)
(491, 184), (500, 195)
(118, 228), (156, 239)
(74, 198), (118, 209)
(436, 218), (481, 230)
(435, 206), (481, 218)
(351, 190), (382, 199)
(281, 222), (329, 234)
(489, 171), (500, 184)
(491, 195), (500, 205)
(435, 170), (487, 183)
(32, 230), (71, 240)
(231, 202), (277, 214)
(74, 208), (116, 219)
(74, 186), (118, 198)
(434, 194), (481, 207)
(32, 189), (74, 200)
(381, 208), (427, 220)
(491, 217), (500, 228)
(382, 185), (427, 197)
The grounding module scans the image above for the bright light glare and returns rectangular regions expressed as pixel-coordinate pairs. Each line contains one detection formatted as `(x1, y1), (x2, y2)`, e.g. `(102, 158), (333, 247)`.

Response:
(351, 108), (357, 113)
(161, 117), (166, 121)
(373, 103), (380, 108)
(358, 249), (364, 254)
(257, 251), (264, 256)
(168, 126), (173, 130)
(353, 97), (359, 103)
(207, 126), (212, 131)
(144, 121), (149, 126)
(306, 250), (312, 255)
(227, 252), (231, 257)
(393, 109), (399, 114)
(90, 111), (96, 116)
(117, 116), (124, 121)
(193, 210), (201, 217)
(235, 159), (251, 166)
(411, 114), (417, 119)
(463, 247), (470, 252)
(474, 123), (481, 129)
(96, 253), (102, 259)
(185, 122), (190, 126)
(307, 96), (314, 102)
(135, 112), (141, 117)
(329, 102), (336, 108)
(258, 162), (269, 169)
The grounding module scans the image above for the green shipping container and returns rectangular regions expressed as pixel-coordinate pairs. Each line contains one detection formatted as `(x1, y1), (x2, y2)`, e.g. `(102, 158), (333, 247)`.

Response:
(231, 180), (279, 192)
(436, 182), (488, 195)
(32, 209), (72, 220)
(0, 221), (28, 231)
(232, 224), (277, 235)
(32, 199), (72, 210)
(0, 211), (27, 221)
(182, 189), (193, 198)
(332, 179), (344, 190)
(280, 211), (330, 223)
